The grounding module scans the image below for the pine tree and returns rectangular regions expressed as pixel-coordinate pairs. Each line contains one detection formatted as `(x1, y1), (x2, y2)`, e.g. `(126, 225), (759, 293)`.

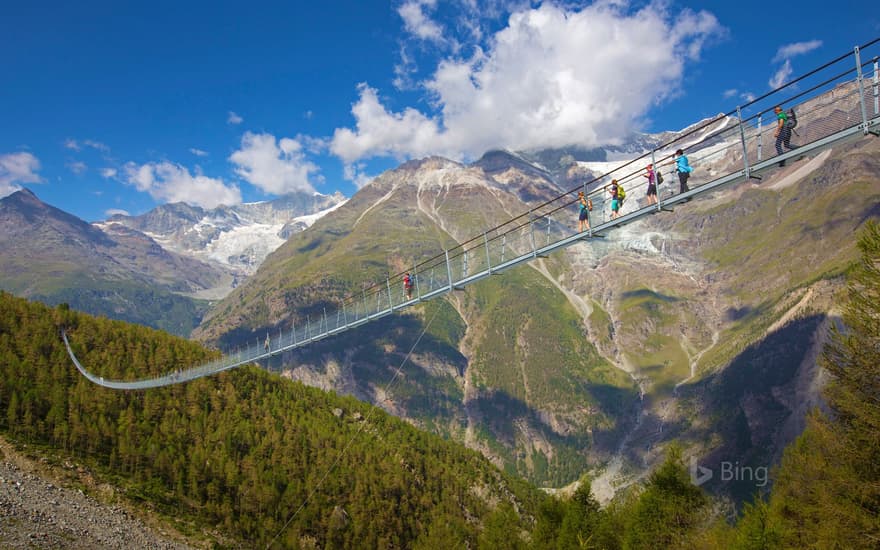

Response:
(556, 478), (603, 549)
(624, 446), (708, 549)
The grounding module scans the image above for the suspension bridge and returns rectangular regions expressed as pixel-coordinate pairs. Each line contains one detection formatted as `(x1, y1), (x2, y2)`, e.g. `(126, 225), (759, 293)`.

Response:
(65, 38), (880, 390)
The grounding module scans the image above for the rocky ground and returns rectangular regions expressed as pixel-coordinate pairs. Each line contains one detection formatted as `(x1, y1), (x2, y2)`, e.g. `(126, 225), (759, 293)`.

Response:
(0, 436), (204, 549)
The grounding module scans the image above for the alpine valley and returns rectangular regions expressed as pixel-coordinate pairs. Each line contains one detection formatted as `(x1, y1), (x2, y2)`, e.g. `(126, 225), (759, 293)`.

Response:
(1, 112), (878, 546)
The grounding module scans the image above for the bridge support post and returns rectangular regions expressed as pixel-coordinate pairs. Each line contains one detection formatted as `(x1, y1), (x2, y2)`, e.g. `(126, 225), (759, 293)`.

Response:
(855, 46), (874, 136)
(529, 210), (537, 258)
(873, 56), (879, 117)
(387, 278), (393, 311)
(757, 114), (763, 161)
(737, 106), (756, 180)
(484, 233), (492, 274)
(445, 249), (453, 293)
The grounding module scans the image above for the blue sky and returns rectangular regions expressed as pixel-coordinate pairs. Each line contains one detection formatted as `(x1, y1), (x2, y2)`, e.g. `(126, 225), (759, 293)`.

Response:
(1, 1), (877, 222)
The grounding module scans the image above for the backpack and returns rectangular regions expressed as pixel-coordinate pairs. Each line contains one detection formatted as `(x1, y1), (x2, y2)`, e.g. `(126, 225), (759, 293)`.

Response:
(617, 184), (626, 203)
(587, 197), (593, 211)
(785, 107), (798, 129)
(657, 171), (664, 184)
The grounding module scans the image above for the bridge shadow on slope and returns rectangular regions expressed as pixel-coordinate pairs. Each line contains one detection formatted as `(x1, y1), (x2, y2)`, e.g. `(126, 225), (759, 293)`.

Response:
(619, 288), (681, 304)
(675, 313), (827, 505)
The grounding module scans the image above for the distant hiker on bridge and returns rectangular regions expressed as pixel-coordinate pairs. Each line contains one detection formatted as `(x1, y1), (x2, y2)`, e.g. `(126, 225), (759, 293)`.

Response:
(577, 191), (591, 232)
(774, 105), (799, 167)
(643, 164), (659, 206)
(264, 333), (271, 352)
(403, 272), (414, 300)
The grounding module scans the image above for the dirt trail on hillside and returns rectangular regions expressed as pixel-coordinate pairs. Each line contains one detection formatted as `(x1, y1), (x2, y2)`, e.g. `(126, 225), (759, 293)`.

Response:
(0, 436), (206, 549)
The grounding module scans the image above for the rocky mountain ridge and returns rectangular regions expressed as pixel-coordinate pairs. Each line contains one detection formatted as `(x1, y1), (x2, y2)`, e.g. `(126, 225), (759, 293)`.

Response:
(0, 188), (347, 335)
(101, 190), (347, 286)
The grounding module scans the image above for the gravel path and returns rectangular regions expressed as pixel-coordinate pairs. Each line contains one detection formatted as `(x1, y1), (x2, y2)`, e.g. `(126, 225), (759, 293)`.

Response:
(0, 437), (200, 549)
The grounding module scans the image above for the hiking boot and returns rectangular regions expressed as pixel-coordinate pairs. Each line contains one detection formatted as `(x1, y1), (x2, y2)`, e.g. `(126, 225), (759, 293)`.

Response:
(778, 160), (786, 167)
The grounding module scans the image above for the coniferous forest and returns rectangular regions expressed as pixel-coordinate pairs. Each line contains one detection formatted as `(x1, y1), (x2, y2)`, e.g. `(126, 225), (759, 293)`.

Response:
(1, 221), (878, 548)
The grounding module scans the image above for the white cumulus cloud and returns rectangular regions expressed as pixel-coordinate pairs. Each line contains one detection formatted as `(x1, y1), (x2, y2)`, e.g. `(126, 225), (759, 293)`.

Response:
(100, 167), (118, 179)
(331, 1), (722, 167)
(228, 111), (243, 125)
(399, 0), (444, 43)
(768, 39), (821, 89)
(229, 132), (318, 195)
(0, 152), (43, 198)
(772, 40), (822, 63)
(769, 59), (793, 89)
(343, 163), (378, 189)
(123, 161), (241, 209)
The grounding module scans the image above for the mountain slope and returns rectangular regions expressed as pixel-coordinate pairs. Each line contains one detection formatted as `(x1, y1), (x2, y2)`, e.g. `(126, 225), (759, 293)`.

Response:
(0, 189), (227, 336)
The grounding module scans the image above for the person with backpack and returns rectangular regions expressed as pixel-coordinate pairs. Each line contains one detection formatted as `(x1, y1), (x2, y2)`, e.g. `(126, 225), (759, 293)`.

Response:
(577, 191), (591, 232)
(606, 179), (621, 220)
(643, 163), (658, 206)
(774, 105), (799, 167)
(403, 272), (414, 300)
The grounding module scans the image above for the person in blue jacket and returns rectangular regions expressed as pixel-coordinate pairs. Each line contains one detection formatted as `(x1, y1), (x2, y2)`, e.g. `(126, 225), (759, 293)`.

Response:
(664, 149), (693, 195)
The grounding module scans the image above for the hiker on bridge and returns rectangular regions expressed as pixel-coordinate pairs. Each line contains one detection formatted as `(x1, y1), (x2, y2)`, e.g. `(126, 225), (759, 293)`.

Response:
(606, 180), (621, 220)
(577, 191), (591, 232)
(774, 105), (799, 167)
(662, 149), (692, 197)
(643, 164), (659, 206)
(403, 272), (414, 300)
